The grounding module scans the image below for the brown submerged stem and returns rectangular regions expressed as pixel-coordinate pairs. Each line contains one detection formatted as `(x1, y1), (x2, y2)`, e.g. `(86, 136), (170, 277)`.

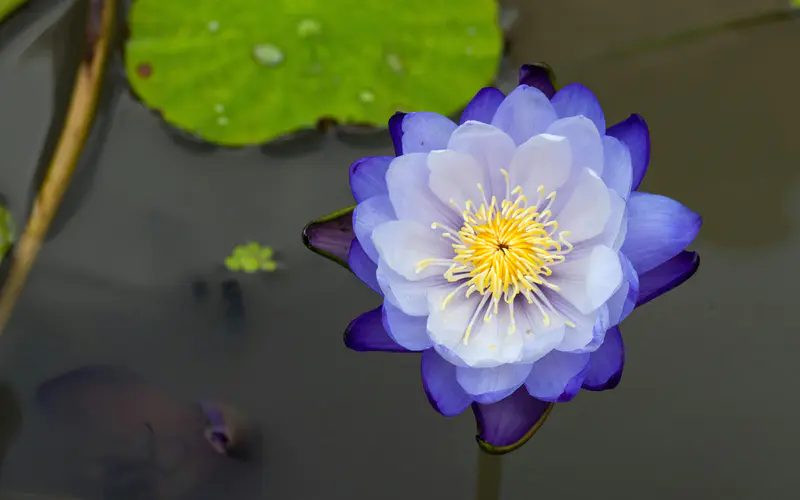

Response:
(0, 0), (115, 335)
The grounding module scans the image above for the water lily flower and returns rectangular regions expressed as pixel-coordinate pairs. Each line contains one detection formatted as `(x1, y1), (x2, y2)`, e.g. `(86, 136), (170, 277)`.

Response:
(303, 63), (701, 453)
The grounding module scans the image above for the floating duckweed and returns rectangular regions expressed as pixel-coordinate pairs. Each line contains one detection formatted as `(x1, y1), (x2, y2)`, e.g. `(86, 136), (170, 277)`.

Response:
(297, 19), (322, 37)
(252, 44), (284, 66)
(225, 242), (277, 273)
(0, 206), (15, 265)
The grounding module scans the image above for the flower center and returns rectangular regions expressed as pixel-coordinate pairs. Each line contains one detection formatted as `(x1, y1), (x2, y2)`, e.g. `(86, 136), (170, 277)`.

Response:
(417, 169), (574, 345)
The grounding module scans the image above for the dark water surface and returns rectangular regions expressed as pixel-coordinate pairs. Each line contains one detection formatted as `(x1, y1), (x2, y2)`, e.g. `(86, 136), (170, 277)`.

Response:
(0, 0), (798, 499)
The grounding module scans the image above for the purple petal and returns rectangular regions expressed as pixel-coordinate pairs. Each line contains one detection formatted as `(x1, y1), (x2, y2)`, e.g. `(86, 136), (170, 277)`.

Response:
(382, 302), (433, 351)
(456, 363), (533, 404)
(347, 239), (380, 293)
(392, 112), (457, 155)
(605, 253), (639, 327)
(491, 85), (558, 145)
(621, 192), (702, 275)
(421, 349), (472, 416)
(344, 307), (409, 353)
(302, 207), (355, 267)
(524, 351), (591, 402)
(460, 87), (506, 124)
(388, 112), (406, 155)
(472, 387), (553, 453)
(352, 195), (396, 262)
(637, 251), (700, 307)
(601, 135), (633, 199)
(606, 114), (650, 190)
(349, 156), (393, 203)
(518, 63), (556, 99)
(550, 83), (605, 133)
(582, 326), (624, 391)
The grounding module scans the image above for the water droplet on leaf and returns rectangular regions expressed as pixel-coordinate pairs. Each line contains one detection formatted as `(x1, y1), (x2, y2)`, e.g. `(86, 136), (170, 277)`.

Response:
(466, 26), (477, 36)
(465, 46), (474, 55)
(386, 53), (403, 73)
(252, 44), (284, 67)
(208, 21), (219, 32)
(218, 116), (229, 126)
(358, 90), (375, 103)
(214, 104), (224, 113)
(297, 19), (321, 38)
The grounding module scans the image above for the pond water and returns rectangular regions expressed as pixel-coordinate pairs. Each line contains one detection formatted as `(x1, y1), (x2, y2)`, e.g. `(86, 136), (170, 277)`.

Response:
(0, 0), (797, 499)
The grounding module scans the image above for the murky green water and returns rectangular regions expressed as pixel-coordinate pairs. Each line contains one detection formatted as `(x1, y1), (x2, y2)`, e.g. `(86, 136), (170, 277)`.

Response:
(0, 1), (798, 499)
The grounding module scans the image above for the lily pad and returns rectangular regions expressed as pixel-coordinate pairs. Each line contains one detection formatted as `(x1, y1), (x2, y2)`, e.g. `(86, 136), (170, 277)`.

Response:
(0, 0), (26, 23)
(125, 0), (503, 146)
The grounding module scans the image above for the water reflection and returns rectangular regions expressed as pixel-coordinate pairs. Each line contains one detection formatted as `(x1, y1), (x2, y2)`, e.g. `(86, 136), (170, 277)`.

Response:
(36, 365), (259, 500)
(0, 494), (84, 500)
(0, 381), (22, 469)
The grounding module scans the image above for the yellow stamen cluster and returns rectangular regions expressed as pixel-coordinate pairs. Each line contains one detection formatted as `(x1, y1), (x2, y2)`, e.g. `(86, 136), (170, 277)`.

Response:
(417, 170), (574, 345)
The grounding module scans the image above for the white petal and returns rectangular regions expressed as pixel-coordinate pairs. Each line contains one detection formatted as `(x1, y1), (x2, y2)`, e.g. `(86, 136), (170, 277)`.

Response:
(601, 135), (633, 199)
(507, 134), (573, 199)
(377, 259), (439, 316)
(514, 301), (566, 363)
(491, 85), (558, 145)
(556, 321), (597, 352)
(447, 121), (516, 198)
(426, 289), (523, 368)
(386, 153), (460, 227)
(456, 363), (533, 398)
(554, 168), (611, 243)
(372, 220), (452, 281)
(542, 292), (603, 352)
(547, 116), (604, 176)
(550, 246), (623, 314)
(382, 302), (433, 350)
(570, 191), (627, 259)
(428, 149), (486, 211)
(353, 195), (396, 262)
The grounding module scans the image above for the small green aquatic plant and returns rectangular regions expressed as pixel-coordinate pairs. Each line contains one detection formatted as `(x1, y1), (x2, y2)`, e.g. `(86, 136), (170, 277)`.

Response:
(224, 242), (277, 273)
(0, 206), (15, 266)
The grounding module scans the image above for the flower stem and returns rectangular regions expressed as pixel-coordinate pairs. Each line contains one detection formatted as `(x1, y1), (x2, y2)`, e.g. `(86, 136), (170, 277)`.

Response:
(475, 449), (503, 500)
(0, 0), (115, 335)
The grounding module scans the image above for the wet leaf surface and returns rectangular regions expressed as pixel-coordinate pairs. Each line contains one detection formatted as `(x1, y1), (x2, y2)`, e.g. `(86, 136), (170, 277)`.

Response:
(124, 0), (503, 145)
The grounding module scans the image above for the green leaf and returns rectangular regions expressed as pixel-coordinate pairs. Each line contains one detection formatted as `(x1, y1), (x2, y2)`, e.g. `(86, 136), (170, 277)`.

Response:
(125, 0), (503, 146)
(0, 0), (27, 23)
(0, 205), (15, 266)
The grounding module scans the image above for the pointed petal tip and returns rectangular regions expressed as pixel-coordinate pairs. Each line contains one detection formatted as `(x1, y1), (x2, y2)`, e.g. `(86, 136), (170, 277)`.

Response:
(302, 206), (356, 268)
(518, 63), (557, 99)
(472, 388), (554, 455)
(475, 402), (554, 455)
(344, 307), (410, 353)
